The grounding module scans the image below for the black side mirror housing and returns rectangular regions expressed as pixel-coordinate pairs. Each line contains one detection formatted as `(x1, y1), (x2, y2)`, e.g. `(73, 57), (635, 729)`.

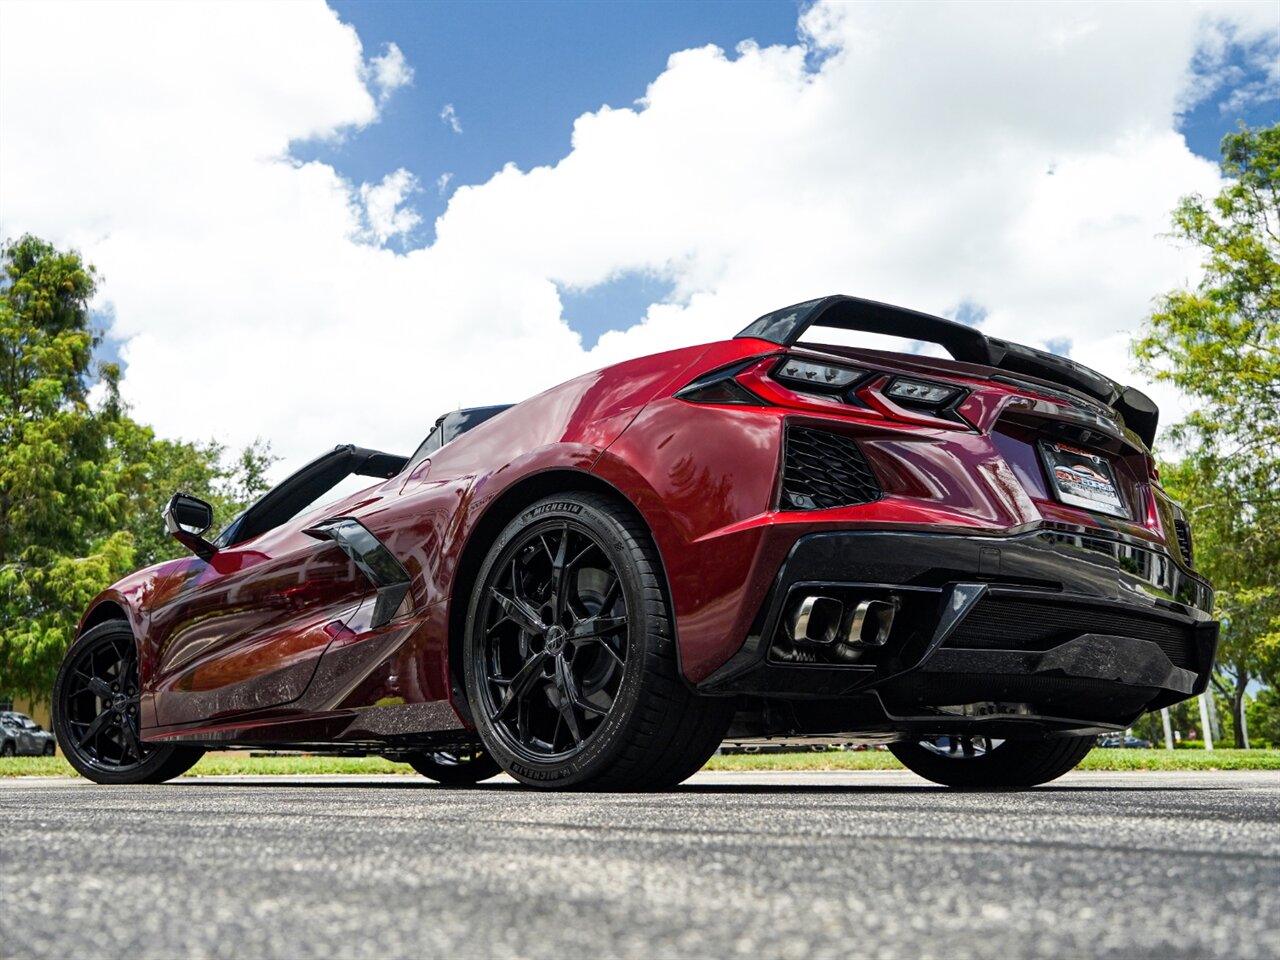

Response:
(164, 493), (217, 559)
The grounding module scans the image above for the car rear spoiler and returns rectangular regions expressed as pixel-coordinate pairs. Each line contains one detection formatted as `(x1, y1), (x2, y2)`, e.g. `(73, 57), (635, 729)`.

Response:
(737, 295), (1159, 447)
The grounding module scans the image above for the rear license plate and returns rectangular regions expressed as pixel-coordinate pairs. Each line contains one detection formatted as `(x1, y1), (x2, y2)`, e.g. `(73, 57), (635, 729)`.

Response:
(1039, 441), (1129, 519)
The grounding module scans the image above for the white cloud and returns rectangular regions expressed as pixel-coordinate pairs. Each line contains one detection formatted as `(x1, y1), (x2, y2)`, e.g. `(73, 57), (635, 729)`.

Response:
(440, 103), (463, 134)
(437, 172), (454, 196)
(1176, 10), (1280, 118)
(1, 0), (1275, 478)
(359, 169), (422, 245)
(369, 41), (413, 102)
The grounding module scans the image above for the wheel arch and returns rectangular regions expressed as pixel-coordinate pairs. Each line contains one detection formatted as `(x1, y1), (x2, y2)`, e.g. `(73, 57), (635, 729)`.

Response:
(76, 599), (146, 683)
(80, 599), (129, 635)
(444, 467), (666, 722)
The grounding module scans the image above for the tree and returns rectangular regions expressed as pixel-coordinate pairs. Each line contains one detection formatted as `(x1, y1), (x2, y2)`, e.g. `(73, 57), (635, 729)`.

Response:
(0, 235), (273, 703)
(1157, 455), (1279, 746)
(1134, 124), (1280, 747)
(1134, 124), (1280, 477)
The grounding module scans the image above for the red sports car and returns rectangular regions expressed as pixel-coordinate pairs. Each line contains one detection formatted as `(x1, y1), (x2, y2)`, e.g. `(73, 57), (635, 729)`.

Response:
(52, 296), (1216, 789)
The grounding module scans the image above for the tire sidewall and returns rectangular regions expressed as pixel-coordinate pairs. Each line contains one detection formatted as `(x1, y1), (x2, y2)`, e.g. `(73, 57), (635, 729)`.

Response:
(463, 496), (660, 788)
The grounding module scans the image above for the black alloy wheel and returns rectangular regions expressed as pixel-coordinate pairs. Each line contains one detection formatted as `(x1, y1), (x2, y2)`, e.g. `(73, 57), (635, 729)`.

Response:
(478, 517), (630, 762)
(464, 493), (733, 790)
(52, 621), (204, 784)
(405, 746), (503, 785)
(890, 734), (1094, 788)
(0, 741), (13, 758)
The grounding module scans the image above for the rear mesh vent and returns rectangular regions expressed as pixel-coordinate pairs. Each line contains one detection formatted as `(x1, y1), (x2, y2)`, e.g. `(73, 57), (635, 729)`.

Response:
(781, 426), (881, 510)
(1173, 518), (1194, 567)
(944, 596), (1198, 670)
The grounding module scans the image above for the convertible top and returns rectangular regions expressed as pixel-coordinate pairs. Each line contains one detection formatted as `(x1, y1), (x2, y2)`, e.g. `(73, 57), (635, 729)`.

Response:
(738, 295), (1159, 446)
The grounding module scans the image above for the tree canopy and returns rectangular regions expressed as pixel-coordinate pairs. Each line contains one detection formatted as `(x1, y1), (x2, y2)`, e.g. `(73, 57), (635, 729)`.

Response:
(0, 235), (272, 702)
(1134, 124), (1280, 745)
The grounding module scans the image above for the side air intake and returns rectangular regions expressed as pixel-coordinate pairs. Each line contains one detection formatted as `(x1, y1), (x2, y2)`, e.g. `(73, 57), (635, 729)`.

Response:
(1172, 518), (1194, 568)
(781, 426), (881, 510)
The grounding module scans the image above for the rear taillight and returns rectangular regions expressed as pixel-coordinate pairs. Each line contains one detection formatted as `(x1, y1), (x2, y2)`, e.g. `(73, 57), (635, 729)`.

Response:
(673, 360), (768, 406)
(1144, 489), (1163, 533)
(773, 358), (868, 396)
(674, 353), (972, 429)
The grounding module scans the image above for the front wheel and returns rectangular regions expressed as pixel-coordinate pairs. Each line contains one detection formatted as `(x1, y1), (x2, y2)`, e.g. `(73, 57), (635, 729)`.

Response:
(890, 734), (1094, 788)
(52, 621), (205, 784)
(405, 747), (502, 785)
(464, 493), (732, 790)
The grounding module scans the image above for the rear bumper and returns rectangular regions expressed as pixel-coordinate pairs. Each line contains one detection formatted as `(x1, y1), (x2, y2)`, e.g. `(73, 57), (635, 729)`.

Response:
(700, 529), (1217, 730)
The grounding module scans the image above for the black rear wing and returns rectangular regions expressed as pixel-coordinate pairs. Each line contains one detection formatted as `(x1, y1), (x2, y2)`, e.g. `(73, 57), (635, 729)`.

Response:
(737, 295), (1158, 447)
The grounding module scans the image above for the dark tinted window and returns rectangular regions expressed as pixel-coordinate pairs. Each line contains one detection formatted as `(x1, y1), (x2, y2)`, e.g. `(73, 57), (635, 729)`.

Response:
(406, 404), (513, 473)
(439, 405), (513, 444)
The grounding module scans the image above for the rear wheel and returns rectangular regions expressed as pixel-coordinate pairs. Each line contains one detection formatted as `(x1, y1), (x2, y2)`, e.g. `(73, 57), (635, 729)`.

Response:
(53, 621), (204, 784)
(0, 741), (13, 757)
(405, 747), (502, 785)
(464, 493), (732, 790)
(889, 734), (1093, 788)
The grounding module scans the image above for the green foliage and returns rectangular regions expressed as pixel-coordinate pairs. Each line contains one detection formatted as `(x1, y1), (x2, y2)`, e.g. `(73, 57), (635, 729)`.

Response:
(1246, 686), (1280, 746)
(1133, 124), (1280, 745)
(1134, 124), (1280, 475)
(0, 236), (274, 703)
(1159, 456), (1280, 705)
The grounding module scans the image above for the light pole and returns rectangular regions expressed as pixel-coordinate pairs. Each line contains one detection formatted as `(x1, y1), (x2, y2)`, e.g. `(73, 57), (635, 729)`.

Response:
(1198, 692), (1214, 751)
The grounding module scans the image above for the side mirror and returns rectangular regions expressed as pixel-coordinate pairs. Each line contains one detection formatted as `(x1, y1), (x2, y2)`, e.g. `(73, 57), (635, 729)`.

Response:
(164, 493), (217, 559)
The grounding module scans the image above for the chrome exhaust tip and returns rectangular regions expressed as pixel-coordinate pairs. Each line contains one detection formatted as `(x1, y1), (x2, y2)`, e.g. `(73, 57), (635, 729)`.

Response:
(845, 598), (897, 647)
(789, 595), (843, 644)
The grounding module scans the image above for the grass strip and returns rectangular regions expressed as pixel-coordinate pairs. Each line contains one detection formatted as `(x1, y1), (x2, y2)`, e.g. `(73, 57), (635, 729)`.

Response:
(706, 748), (1280, 772)
(3, 748), (1279, 779)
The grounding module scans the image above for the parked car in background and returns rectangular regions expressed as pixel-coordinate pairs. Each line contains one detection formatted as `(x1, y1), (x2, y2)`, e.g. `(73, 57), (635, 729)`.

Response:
(1097, 735), (1153, 749)
(0, 712), (57, 756)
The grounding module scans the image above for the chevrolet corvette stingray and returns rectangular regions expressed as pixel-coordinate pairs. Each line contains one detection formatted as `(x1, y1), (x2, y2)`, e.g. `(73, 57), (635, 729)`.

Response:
(52, 295), (1217, 789)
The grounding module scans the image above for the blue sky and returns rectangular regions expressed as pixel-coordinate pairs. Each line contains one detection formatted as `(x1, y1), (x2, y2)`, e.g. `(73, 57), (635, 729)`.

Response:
(310, 0), (806, 346)
(295, 1), (1279, 349)
(313, 2), (801, 224)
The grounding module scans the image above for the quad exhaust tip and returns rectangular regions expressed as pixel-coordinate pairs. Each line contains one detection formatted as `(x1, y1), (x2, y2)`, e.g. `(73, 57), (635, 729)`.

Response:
(789, 595), (898, 648)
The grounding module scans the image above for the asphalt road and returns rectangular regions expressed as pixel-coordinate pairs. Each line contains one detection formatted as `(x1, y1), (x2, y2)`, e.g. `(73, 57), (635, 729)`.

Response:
(2, 770), (1278, 960)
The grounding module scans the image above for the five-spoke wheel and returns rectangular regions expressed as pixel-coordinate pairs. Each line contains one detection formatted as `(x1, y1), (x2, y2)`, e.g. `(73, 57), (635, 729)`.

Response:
(53, 621), (204, 784)
(475, 518), (630, 763)
(464, 493), (732, 790)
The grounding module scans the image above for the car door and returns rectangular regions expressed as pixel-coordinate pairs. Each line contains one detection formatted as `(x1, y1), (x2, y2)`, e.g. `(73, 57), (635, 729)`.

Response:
(16, 718), (38, 754)
(145, 447), (405, 728)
